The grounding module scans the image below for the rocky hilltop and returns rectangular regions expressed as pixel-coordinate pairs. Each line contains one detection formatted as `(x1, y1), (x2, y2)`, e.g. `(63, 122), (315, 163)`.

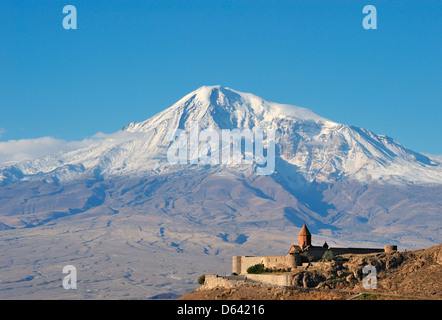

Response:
(180, 244), (442, 300)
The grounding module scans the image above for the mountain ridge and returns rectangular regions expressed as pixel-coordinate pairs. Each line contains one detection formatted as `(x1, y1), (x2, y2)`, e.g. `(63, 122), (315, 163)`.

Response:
(0, 86), (441, 185)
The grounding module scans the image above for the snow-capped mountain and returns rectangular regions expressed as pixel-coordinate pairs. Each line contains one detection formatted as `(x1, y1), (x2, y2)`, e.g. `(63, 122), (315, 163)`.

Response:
(1, 85), (441, 185)
(0, 86), (441, 299)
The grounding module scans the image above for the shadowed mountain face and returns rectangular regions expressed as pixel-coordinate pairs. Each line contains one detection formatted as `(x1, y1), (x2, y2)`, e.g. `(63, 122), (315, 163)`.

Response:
(0, 86), (440, 299)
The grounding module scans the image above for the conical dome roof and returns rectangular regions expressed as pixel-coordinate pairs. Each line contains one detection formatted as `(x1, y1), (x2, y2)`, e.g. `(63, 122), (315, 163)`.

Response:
(298, 224), (311, 236)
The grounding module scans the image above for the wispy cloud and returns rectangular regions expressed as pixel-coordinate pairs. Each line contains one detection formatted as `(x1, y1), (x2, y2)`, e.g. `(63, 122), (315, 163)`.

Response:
(0, 131), (132, 164)
(0, 136), (90, 163)
(0, 128), (5, 138)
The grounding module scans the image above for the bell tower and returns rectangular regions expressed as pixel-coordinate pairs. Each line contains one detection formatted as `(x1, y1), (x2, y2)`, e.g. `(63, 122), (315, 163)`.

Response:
(298, 224), (311, 250)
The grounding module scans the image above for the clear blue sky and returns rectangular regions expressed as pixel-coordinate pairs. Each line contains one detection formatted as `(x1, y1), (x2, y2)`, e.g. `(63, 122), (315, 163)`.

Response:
(0, 0), (441, 155)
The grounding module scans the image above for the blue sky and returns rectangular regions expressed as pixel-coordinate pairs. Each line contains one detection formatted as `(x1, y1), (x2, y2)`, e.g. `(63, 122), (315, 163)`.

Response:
(0, 0), (441, 157)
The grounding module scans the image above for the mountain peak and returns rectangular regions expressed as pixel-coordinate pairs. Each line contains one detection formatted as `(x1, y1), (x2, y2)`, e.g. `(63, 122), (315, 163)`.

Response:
(2, 86), (441, 185)
(179, 85), (238, 110)
(195, 84), (223, 92)
(175, 85), (334, 125)
(178, 85), (224, 104)
(191, 85), (222, 100)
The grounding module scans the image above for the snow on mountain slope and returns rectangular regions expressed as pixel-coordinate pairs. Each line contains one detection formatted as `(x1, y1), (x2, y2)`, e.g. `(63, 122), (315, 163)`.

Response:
(0, 86), (441, 185)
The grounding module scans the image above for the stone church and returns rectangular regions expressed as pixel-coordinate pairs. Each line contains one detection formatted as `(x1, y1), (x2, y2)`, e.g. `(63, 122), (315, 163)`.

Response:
(232, 224), (397, 274)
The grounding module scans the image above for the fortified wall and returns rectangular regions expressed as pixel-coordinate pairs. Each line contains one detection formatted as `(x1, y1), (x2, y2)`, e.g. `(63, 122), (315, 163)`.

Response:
(232, 254), (301, 275)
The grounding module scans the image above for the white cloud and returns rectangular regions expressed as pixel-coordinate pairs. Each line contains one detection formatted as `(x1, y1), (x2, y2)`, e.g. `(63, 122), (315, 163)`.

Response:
(0, 128), (5, 138)
(0, 136), (91, 163)
(0, 129), (140, 165)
